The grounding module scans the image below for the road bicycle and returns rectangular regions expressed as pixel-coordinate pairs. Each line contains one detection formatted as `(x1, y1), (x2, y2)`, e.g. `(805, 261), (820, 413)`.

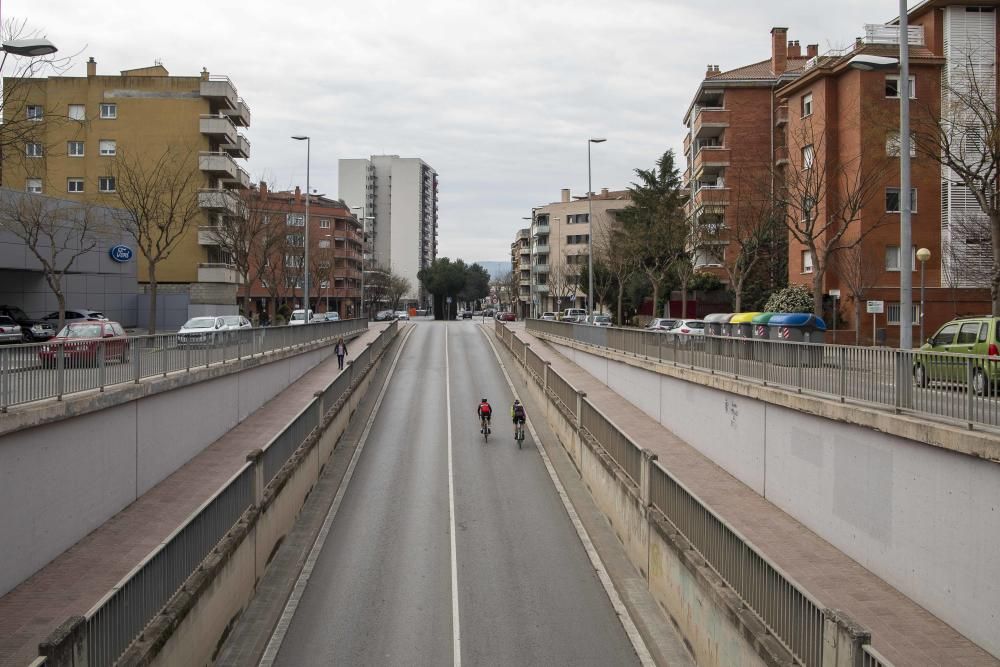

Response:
(480, 415), (491, 443)
(514, 420), (525, 449)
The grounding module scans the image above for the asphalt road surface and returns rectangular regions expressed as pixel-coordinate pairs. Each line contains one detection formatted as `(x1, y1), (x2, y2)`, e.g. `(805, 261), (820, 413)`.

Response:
(270, 322), (641, 666)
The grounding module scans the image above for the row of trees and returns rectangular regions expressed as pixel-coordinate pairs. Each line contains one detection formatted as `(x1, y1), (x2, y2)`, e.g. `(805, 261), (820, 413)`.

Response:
(418, 259), (491, 319)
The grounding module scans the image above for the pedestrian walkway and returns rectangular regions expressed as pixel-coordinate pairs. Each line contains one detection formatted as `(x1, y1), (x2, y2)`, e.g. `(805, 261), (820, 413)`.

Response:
(516, 325), (998, 667)
(0, 324), (386, 667)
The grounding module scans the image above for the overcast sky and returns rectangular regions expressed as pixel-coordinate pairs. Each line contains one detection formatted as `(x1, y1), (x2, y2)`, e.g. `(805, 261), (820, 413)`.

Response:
(11, 0), (901, 262)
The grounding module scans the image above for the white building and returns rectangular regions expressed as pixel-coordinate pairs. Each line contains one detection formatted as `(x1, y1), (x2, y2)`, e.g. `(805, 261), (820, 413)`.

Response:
(338, 155), (439, 306)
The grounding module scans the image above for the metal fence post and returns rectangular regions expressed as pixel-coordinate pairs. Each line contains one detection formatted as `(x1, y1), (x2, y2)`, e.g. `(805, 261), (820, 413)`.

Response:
(185, 339), (191, 372)
(966, 357), (975, 425)
(98, 339), (106, 392)
(640, 449), (658, 509)
(246, 449), (264, 507)
(56, 343), (65, 400)
(0, 346), (7, 412)
(839, 346), (847, 402)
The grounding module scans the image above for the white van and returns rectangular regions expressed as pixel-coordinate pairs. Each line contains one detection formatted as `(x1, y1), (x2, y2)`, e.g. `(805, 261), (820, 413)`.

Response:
(561, 308), (587, 323)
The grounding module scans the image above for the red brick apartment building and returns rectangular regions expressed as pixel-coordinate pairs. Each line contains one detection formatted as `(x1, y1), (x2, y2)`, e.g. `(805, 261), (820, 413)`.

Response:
(682, 27), (815, 295)
(778, 2), (994, 345)
(241, 184), (363, 321)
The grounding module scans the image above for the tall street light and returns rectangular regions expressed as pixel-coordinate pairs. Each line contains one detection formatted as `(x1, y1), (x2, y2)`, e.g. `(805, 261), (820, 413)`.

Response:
(917, 247), (931, 344)
(292, 136), (310, 316)
(587, 138), (606, 318)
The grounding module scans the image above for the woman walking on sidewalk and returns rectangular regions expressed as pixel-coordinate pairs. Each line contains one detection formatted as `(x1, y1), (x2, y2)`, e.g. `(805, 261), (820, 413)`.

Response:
(335, 337), (348, 370)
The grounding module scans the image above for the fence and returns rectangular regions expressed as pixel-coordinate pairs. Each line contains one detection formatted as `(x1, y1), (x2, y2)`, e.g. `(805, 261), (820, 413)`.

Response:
(0, 318), (368, 412)
(494, 320), (891, 667)
(42, 320), (398, 667)
(527, 318), (1000, 431)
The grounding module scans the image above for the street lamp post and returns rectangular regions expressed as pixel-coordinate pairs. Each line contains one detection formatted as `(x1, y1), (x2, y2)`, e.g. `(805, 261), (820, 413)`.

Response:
(587, 138), (606, 318)
(917, 247), (931, 344)
(292, 136), (310, 316)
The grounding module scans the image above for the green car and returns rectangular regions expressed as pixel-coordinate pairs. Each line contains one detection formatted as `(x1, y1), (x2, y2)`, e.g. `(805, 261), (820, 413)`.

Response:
(913, 316), (1000, 395)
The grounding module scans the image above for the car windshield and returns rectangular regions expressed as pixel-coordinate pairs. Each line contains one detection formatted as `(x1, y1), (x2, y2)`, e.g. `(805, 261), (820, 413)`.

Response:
(5, 307), (28, 320)
(594, 316), (610, 322)
(183, 318), (216, 329)
(61, 324), (103, 338)
(686, 322), (706, 329)
(222, 316), (242, 326)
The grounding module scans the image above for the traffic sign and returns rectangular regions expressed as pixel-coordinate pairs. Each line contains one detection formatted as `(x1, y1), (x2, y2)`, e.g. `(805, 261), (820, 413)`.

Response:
(866, 300), (884, 314)
(829, 289), (841, 298)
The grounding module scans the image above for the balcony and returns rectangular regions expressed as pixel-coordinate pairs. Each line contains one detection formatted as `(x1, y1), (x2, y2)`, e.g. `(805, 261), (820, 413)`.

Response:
(199, 151), (241, 180)
(775, 145), (789, 166)
(691, 186), (730, 209)
(693, 146), (730, 177)
(197, 263), (241, 284)
(197, 225), (228, 246)
(222, 133), (250, 159)
(683, 132), (691, 155)
(200, 114), (239, 144)
(533, 284), (549, 293)
(534, 222), (550, 234)
(198, 188), (241, 215)
(533, 244), (550, 254)
(534, 264), (550, 274)
(775, 105), (789, 126)
(692, 106), (729, 139)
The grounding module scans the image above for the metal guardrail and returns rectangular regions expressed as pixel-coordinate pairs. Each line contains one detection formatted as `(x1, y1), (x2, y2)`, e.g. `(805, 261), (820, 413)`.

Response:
(0, 319), (368, 412)
(39, 321), (398, 667)
(527, 318), (1000, 431)
(495, 320), (893, 667)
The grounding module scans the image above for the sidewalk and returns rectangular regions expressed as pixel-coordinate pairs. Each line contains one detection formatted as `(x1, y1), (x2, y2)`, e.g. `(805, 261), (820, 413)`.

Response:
(0, 324), (386, 667)
(517, 326), (998, 667)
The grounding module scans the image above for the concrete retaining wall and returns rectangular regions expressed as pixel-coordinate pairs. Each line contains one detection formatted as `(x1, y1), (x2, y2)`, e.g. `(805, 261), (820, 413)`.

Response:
(0, 342), (341, 598)
(550, 339), (1000, 660)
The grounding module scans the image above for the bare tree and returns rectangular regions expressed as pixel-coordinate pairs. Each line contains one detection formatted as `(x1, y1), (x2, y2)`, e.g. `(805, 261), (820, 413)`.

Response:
(497, 269), (520, 312)
(910, 50), (1000, 313)
(111, 146), (202, 333)
(366, 265), (392, 316)
(387, 273), (412, 311)
(777, 117), (891, 315)
(832, 244), (882, 344)
(0, 193), (104, 329)
(546, 257), (581, 314)
(594, 224), (637, 324)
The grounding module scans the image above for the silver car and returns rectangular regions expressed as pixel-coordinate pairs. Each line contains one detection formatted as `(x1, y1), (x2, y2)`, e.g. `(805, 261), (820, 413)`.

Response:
(587, 314), (612, 327)
(177, 315), (251, 345)
(42, 309), (107, 325)
(0, 316), (22, 344)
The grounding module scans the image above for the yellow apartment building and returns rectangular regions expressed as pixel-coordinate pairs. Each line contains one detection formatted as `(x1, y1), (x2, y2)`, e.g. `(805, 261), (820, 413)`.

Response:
(1, 58), (251, 326)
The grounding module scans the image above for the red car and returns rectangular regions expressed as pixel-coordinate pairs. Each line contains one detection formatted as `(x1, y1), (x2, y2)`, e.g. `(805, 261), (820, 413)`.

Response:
(498, 312), (516, 322)
(39, 321), (129, 367)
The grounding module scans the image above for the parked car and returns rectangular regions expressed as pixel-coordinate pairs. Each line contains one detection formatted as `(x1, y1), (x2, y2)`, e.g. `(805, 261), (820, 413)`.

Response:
(375, 310), (396, 321)
(561, 308), (587, 322)
(289, 309), (314, 325)
(395, 310), (410, 321)
(318, 311), (340, 322)
(177, 316), (250, 345)
(540, 312), (557, 321)
(586, 314), (612, 327)
(41, 309), (107, 325)
(0, 305), (56, 341)
(38, 321), (128, 367)
(461, 310), (473, 319)
(646, 318), (679, 332)
(914, 316), (1000, 395)
(0, 316), (22, 344)
(498, 312), (516, 322)
(666, 319), (706, 336)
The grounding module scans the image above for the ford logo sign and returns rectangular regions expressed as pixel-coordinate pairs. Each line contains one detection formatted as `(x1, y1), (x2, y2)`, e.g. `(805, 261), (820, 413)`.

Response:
(109, 245), (134, 263)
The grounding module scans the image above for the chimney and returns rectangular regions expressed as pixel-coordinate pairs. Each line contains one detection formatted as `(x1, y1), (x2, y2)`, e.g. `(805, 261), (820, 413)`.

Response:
(706, 64), (716, 77)
(86, 57), (96, 77)
(258, 181), (268, 199)
(788, 40), (801, 59)
(561, 188), (571, 203)
(771, 27), (788, 75)
(201, 67), (209, 82)
(600, 188), (609, 198)
(806, 43), (819, 58)
(294, 185), (301, 201)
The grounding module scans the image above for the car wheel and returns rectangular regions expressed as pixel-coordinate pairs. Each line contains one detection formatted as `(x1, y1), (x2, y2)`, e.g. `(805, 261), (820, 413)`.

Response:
(972, 368), (990, 396)
(913, 363), (927, 388)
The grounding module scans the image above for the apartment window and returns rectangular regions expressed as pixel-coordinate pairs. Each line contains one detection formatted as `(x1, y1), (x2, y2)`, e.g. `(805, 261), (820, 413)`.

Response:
(26, 105), (43, 121)
(68, 104), (85, 121)
(100, 103), (117, 119)
(99, 139), (116, 156)
(284, 254), (303, 268)
(886, 132), (917, 157)
(67, 141), (84, 157)
(26, 142), (43, 157)
(801, 92), (813, 117)
(801, 250), (814, 273)
(26, 179), (42, 194)
(887, 303), (920, 325)
(98, 176), (116, 193)
(67, 178), (84, 193)
(885, 187), (917, 213)
(286, 213), (305, 226)
(802, 144), (815, 169)
(885, 245), (917, 271)
(319, 218), (330, 229)
(285, 233), (304, 247)
(318, 239), (331, 248)
(885, 75), (916, 99)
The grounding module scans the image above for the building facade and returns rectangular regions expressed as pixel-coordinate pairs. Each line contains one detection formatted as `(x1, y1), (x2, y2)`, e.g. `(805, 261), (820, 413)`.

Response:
(235, 184), (362, 322)
(777, 6), (994, 344)
(338, 155), (438, 307)
(529, 188), (631, 316)
(681, 27), (813, 283)
(511, 227), (531, 318)
(1, 59), (251, 327)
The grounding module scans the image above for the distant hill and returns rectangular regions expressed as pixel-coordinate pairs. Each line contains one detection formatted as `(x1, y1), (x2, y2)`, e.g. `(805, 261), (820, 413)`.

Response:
(472, 261), (511, 280)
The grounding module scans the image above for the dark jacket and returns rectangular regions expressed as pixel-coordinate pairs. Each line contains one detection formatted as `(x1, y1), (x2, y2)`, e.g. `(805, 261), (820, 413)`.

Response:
(335, 342), (348, 356)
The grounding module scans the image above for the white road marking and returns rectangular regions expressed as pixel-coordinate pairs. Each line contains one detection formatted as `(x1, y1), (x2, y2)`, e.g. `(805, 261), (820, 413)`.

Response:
(259, 324), (416, 667)
(479, 325), (655, 667)
(445, 323), (462, 667)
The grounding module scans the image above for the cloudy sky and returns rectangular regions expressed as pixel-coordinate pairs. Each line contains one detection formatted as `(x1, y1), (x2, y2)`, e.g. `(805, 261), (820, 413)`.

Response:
(11, 0), (900, 262)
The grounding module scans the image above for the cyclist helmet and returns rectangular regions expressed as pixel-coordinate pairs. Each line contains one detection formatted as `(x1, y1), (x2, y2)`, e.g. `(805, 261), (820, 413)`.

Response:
(481, 397), (488, 402)
(513, 399), (520, 405)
